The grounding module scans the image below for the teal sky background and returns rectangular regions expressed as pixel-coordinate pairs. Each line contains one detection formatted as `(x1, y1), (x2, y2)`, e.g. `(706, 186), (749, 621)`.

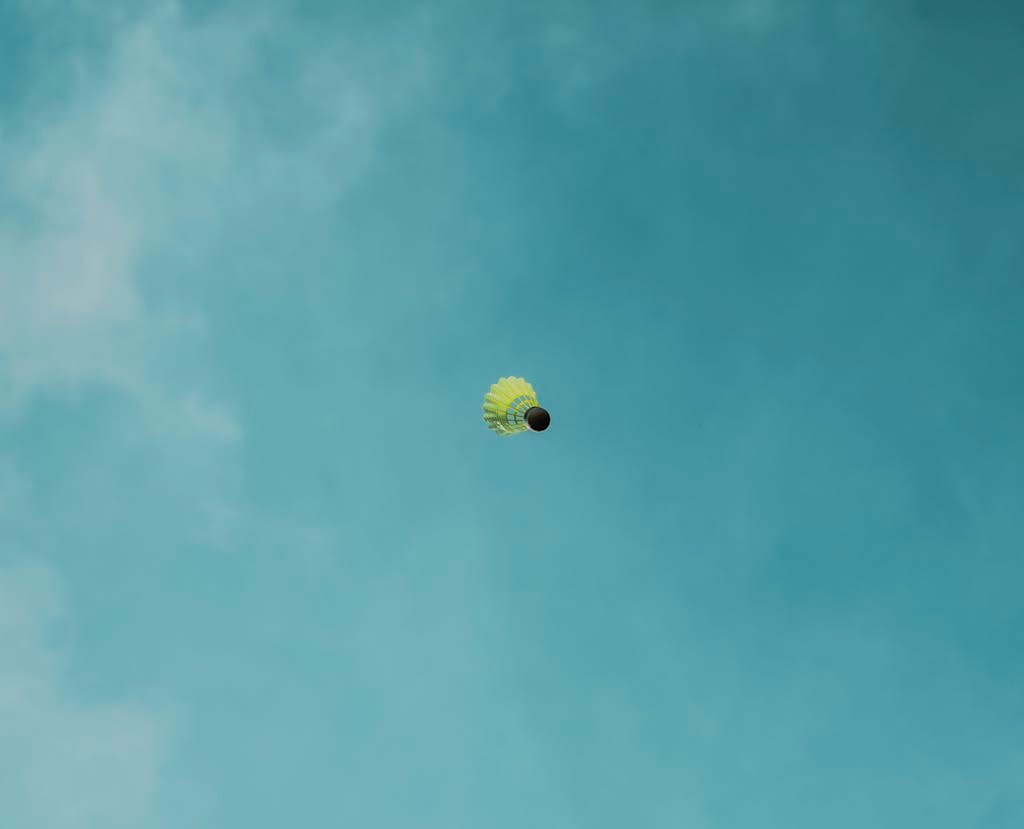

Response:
(1, 1), (1022, 827)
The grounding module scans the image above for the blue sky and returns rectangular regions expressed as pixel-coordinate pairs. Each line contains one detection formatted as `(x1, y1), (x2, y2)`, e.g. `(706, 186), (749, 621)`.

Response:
(1, 1), (1022, 827)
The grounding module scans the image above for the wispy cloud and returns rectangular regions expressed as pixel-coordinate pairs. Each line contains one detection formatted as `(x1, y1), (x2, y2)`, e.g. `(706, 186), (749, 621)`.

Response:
(0, 559), (172, 829)
(0, 4), (439, 822)
(0, 0), (436, 562)
(0, 5), (233, 425)
(0, 0), (431, 422)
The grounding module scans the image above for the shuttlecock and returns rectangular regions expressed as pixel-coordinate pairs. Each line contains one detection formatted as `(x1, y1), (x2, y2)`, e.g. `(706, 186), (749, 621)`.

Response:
(482, 376), (551, 436)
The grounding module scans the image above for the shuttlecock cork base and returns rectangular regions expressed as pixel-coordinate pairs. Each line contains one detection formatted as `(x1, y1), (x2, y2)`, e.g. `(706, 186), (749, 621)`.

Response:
(482, 376), (550, 436)
(524, 406), (550, 431)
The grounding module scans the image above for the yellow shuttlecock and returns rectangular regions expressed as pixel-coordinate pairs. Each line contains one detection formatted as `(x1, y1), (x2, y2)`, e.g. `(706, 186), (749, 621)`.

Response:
(482, 376), (551, 436)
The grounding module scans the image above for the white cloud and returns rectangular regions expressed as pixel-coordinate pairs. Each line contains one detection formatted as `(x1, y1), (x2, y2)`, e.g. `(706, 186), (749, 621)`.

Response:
(0, 0), (438, 566)
(0, 6), (229, 421)
(0, 8), (440, 818)
(0, 559), (172, 829)
(0, 5), (432, 818)
(0, 0), (428, 422)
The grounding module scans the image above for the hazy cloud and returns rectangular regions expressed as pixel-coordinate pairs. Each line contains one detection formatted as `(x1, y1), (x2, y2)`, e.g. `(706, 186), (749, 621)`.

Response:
(0, 559), (172, 829)
(0, 0), (431, 422)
